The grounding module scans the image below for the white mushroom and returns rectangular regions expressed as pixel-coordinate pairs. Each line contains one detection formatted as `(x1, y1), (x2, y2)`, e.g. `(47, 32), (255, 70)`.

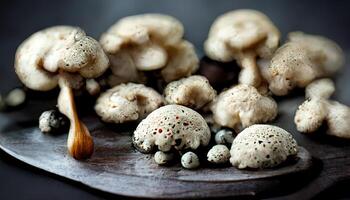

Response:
(100, 14), (199, 85)
(210, 84), (278, 131)
(95, 83), (164, 123)
(181, 152), (200, 169)
(260, 32), (344, 96)
(207, 144), (230, 164)
(132, 105), (211, 153)
(294, 78), (350, 139)
(164, 75), (216, 110)
(230, 124), (298, 169)
(204, 9), (280, 88)
(154, 151), (174, 165)
(15, 26), (109, 159)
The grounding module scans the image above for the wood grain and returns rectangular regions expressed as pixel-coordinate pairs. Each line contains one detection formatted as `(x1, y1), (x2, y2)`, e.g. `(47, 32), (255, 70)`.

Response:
(0, 112), (312, 199)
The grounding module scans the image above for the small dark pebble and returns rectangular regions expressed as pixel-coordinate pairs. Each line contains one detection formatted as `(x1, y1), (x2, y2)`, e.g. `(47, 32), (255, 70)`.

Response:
(39, 109), (69, 134)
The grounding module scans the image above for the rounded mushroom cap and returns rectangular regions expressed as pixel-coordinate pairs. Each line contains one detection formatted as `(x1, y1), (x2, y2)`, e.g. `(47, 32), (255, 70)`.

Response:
(294, 99), (328, 133)
(100, 14), (198, 84)
(95, 83), (164, 123)
(132, 105), (211, 153)
(326, 101), (350, 139)
(207, 144), (230, 164)
(288, 32), (344, 76)
(204, 9), (280, 62)
(164, 75), (216, 110)
(305, 78), (335, 99)
(230, 124), (298, 169)
(261, 42), (317, 96)
(100, 14), (184, 51)
(210, 84), (278, 130)
(15, 26), (109, 91)
(160, 40), (199, 82)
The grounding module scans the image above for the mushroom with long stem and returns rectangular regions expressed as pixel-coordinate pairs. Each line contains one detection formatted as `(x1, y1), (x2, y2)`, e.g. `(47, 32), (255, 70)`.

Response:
(15, 26), (109, 159)
(204, 9), (280, 89)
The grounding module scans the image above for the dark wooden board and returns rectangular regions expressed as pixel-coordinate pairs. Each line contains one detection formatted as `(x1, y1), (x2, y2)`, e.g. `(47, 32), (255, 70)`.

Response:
(0, 112), (313, 199)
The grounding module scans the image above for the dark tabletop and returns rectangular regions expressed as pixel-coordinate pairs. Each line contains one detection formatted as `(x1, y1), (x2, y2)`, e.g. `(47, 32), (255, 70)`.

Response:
(1, 0), (350, 199)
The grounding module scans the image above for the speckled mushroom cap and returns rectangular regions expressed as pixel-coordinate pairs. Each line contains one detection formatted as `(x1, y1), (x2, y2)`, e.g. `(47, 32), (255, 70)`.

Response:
(210, 84), (278, 131)
(259, 42), (316, 96)
(132, 105), (211, 153)
(100, 14), (199, 85)
(288, 32), (344, 76)
(204, 9), (280, 62)
(294, 79), (350, 139)
(230, 124), (298, 169)
(164, 75), (216, 110)
(95, 83), (164, 123)
(15, 26), (109, 91)
(261, 32), (344, 96)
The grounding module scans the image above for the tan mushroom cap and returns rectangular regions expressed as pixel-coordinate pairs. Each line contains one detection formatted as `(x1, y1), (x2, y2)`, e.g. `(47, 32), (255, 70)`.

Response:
(294, 78), (350, 139)
(95, 83), (164, 124)
(204, 9), (280, 87)
(261, 32), (344, 96)
(230, 124), (298, 169)
(210, 84), (277, 131)
(205, 9), (280, 61)
(288, 32), (344, 76)
(100, 14), (198, 85)
(15, 26), (109, 91)
(260, 42), (317, 96)
(164, 75), (216, 110)
(132, 105), (211, 153)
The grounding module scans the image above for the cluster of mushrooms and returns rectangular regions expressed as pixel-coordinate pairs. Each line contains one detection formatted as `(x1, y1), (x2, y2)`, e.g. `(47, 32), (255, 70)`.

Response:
(13, 9), (349, 170)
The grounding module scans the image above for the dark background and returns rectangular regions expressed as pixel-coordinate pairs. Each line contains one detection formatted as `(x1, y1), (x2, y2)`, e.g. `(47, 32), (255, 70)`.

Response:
(0, 0), (350, 199)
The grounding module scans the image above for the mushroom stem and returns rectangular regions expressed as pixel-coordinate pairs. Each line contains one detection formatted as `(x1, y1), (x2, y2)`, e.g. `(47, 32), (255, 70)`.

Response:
(238, 52), (261, 87)
(58, 77), (94, 160)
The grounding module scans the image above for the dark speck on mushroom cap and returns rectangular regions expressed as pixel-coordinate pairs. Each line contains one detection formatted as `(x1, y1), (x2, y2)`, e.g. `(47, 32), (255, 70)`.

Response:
(132, 105), (211, 153)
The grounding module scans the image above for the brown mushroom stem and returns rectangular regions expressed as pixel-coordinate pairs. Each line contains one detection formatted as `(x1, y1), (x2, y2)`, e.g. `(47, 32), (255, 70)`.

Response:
(58, 78), (94, 160)
(238, 52), (261, 87)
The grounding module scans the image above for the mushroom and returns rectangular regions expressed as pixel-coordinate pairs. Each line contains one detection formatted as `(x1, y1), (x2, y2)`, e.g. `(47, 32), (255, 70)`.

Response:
(15, 26), (109, 159)
(230, 124), (298, 169)
(210, 84), (278, 131)
(181, 152), (200, 169)
(95, 83), (164, 123)
(164, 75), (216, 110)
(207, 144), (230, 164)
(204, 9), (280, 88)
(260, 32), (344, 96)
(132, 105), (211, 153)
(100, 14), (199, 86)
(294, 78), (350, 139)
(154, 151), (174, 165)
